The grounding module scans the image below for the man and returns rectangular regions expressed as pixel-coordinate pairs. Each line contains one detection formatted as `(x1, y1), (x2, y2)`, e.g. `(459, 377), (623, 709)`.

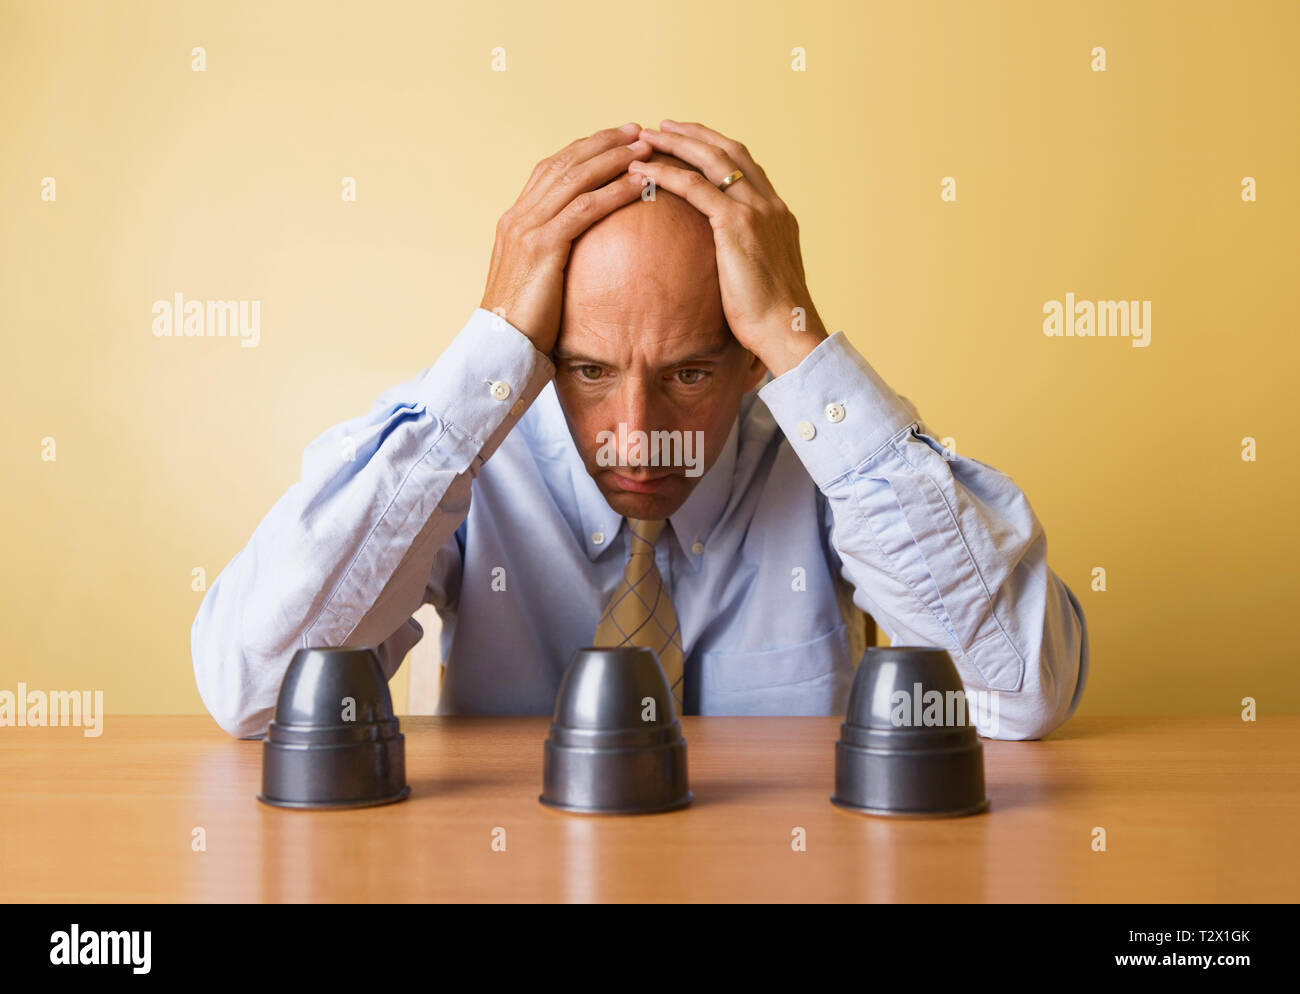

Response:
(192, 120), (1088, 740)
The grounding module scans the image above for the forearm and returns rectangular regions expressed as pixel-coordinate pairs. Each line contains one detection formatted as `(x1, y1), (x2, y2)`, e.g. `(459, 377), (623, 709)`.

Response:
(759, 330), (1088, 739)
(190, 309), (555, 738)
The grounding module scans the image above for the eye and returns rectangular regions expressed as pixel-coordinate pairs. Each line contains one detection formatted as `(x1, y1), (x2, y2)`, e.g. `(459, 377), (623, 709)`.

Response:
(674, 368), (710, 386)
(573, 364), (604, 381)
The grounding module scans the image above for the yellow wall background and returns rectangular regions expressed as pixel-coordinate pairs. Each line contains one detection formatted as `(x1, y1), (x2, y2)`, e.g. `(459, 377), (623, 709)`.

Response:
(2, 0), (1296, 719)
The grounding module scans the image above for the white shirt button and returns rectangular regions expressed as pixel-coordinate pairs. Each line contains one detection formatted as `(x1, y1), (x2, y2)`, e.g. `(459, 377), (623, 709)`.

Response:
(797, 420), (816, 440)
(592, 531), (605, 545)
(691, 541), (704, 555)
(490, 380), (511, 401)
(824, 402), (845, 423)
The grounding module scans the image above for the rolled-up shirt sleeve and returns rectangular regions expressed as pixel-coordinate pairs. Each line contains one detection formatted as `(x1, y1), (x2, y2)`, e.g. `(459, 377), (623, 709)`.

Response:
(190, 308), (555, 738)
(758, 330), (1089, 740)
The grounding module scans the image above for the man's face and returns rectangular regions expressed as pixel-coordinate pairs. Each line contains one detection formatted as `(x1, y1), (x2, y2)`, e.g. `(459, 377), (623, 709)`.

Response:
(553, 156), (766, 521)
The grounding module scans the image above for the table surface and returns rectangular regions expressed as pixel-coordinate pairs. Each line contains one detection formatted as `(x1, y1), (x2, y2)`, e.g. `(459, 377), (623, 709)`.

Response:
(2, 715), (1296, 902)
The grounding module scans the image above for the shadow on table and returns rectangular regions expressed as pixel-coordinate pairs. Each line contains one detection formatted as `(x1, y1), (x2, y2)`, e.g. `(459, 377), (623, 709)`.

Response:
(406, 775), (504, 797)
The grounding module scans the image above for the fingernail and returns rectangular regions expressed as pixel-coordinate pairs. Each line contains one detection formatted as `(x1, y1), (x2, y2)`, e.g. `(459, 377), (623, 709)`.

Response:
(620, 121), (639, 132)
(625, 139), (647, 151)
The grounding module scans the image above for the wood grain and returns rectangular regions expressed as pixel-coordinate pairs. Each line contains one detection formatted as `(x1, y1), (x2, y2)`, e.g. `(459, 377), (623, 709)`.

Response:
(1, 716), (1294, 902)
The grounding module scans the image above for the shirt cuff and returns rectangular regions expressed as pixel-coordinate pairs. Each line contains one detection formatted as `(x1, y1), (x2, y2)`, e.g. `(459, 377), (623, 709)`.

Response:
(414, 307), (556, 465)
(757, 330), (920, 488)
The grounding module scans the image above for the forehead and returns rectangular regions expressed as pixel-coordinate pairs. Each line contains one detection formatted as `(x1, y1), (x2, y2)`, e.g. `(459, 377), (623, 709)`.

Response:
(553, 320), (733, 366)
(558, 184), (726, 364)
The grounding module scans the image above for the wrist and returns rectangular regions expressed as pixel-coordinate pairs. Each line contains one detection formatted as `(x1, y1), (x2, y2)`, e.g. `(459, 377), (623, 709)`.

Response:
(760, 321), (829, 378)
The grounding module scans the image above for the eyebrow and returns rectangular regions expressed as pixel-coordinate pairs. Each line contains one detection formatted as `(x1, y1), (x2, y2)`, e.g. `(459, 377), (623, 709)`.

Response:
(552, 339), (734, 366)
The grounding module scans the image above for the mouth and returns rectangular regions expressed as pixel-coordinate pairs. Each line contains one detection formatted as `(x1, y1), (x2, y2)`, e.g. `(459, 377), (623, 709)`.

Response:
(608, 471), (676, 493)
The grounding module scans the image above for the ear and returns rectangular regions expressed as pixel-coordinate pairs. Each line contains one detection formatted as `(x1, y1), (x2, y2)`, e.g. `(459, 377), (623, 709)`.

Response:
(740, 348), (768, 393)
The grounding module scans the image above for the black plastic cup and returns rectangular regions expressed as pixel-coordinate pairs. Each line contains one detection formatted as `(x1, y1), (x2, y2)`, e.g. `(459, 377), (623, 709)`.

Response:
(831, 646), (990, 818)
(258, 646), (411, 810)
(539, 646), (692, 815)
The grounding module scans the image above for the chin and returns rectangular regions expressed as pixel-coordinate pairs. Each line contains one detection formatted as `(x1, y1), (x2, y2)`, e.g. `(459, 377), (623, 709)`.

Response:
(607, 494), (677, 519)
(601, 485), (685, 520)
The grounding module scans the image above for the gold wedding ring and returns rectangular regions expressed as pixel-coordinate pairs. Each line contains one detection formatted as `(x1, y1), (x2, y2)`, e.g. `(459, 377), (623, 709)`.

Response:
(717, 169), (744, 193)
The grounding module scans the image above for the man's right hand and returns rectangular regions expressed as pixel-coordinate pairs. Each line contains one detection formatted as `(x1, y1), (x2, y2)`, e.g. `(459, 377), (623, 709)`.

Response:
(480, 122), (653, 356)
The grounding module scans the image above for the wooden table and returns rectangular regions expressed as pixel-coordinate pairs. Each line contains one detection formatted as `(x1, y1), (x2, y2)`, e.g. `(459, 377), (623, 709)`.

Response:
(2, 716), (1295, 902)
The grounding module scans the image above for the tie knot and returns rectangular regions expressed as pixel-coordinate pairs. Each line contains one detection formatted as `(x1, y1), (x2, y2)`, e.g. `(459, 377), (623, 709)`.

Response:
(626, 517), (666, 554)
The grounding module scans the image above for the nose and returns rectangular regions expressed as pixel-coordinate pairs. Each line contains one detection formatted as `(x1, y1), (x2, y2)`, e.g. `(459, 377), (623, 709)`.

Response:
(613, 378), (666, 472)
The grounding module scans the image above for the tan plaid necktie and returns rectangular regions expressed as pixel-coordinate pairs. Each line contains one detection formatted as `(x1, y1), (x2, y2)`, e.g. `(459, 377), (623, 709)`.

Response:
(592, 517), (685, 713)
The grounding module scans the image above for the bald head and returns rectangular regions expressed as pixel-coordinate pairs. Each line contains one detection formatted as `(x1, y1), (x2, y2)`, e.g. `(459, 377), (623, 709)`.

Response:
(560, 153), (724, 345)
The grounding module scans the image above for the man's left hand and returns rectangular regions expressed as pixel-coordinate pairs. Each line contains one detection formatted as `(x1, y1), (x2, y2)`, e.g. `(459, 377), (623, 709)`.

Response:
(628, 119), (829, 378)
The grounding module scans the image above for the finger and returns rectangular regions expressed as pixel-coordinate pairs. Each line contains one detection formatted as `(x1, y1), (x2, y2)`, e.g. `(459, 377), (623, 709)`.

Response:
(539, 168), (650, 246)
(635, 127), (768, 206)
(517, 122), (641, 209)
(529, 137), (654, 222)
(623, 158), (740, 227)
(519, 122), (639, 199)
(658, 119), (780, 204)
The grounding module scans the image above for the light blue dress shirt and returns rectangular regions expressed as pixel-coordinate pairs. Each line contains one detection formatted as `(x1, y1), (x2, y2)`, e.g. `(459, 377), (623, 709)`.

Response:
(192, 308), (1088, 741)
